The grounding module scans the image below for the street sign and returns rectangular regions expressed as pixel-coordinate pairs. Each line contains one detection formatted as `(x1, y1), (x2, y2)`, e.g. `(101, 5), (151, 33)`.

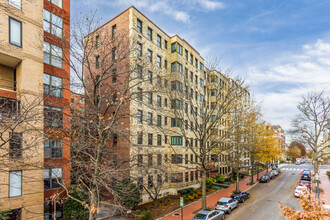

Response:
(180, 197), (184, 207)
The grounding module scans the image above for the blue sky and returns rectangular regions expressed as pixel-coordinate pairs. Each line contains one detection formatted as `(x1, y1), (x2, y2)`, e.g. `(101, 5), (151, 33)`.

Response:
(72, 0), (330, 140)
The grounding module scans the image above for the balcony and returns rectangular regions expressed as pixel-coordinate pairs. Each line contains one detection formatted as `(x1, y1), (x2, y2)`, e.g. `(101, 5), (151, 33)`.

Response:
(0, 78), (16, 92)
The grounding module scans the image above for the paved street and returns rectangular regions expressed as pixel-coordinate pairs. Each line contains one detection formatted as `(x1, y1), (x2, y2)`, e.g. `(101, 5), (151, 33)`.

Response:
(227, 170), (302, 220)
(280, 163), (330, 171)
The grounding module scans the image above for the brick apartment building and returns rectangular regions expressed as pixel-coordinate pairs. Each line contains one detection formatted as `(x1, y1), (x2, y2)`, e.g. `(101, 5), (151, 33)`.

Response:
(85, 6), (249, 203)
(0, 0), (70, 219)
(271, 125), (286, 152)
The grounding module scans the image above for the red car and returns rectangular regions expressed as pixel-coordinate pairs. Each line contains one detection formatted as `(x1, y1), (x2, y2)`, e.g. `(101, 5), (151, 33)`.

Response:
(299, 180), (311, 189)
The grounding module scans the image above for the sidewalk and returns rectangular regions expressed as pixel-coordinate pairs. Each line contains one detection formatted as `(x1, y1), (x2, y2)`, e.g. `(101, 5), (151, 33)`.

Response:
(161, 169), (268, 220)
(319, 169), (330, 206)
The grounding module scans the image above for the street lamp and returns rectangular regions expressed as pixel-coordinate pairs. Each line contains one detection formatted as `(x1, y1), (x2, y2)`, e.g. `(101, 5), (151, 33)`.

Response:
(315, 173), (320, 199)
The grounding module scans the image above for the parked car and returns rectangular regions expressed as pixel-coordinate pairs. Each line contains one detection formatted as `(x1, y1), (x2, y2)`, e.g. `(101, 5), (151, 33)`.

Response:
(192, 209), (225, 220)
(267, 172), (275, 179)
(276, 168), (281, 173)
(271, 170), (279, 176)
(299, 180), (311, 189)
(295, 162), (300, 165)
(294, 186), (309, 197)
(301, 172), (311, 181)
(215, 197), (238, 214)
(302, 169), (311, 174)
(259, 175), (270, 183)
(231, 191), (250, 203)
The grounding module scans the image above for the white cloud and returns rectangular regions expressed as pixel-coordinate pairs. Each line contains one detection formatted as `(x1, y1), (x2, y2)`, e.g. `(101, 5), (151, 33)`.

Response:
(196, 0), (225, 10)
(247, 39), (330, 135)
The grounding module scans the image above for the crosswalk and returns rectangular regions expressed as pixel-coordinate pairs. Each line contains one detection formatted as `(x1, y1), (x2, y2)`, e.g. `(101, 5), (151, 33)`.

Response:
(281, 168), (305, 171)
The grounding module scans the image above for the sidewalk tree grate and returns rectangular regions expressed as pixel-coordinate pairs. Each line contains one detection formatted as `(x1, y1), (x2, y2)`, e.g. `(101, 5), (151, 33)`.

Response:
(173, 213), (181, 216)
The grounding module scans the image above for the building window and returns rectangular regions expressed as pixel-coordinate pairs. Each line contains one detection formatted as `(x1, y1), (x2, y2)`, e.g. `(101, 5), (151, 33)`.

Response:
(165, 135), (168, 144)
(171, 173), (183, 183)
(164, 98), (168, 107)
(44, 139), (62, 158)
(157, 96), (161, 107)
(147, 112), (153, 125)
(44, 168), (62, 189)
(200, 79), (204, 87)
(137, 19), (142, 33)
(171, 136), (182, 146)
(171, 42), (182, 55)
(190, 54), (193, 64)
(164, 40), (168, 49)
(48, 0), (62, 8)
(112, 68), (117, 82)
(9, 132), (22, 159)
(9, 0), (21, 9)
(138, 177), (143, 190)
(185, 49), (188, 60)
(95, 35), (100, 47)
(171, 99), (183, 110)
(138, 132), (143, 145)
(113, 133), (118, 147)
(44, 73), (63, 98)
(44, 106), (63, 128)
(9, 171), (22, 197)
(137, 110), (142, 123)
(138, 154), (143, 166)
(44, 41), (62, 68)
(9, 17), (22, 47)
(171, 62), (183, 73)
(43, 9), (63, 38)
(157, 135), (161, 146)
(157, 174), (162, 186)
(137, 65), (142, 78)
(95, 56), (100, 68)
(148, 154), (153, 167)
(171, 118), (182, 128)
(164, 60), (168, 68)
(44, 200), (63, 220)
(148, 133), (153, 145)
(147, 27), (152, 40)
(148, 49), (153, 62)
(147, 92), (153, 105)
(200, 62), (204, 71)
(112, 47), (117, 60)
(137, 88), (143, 101)
(157, 55), (161, 67)
(137, 42), (142, 57)
(211, 89), (218, 96)
(148, 175), (153, 188)
(148, 71), (152, 84)
(157, 115), (162, 127)
(112, 25), (117, 38)
(157, 34), (161, 47)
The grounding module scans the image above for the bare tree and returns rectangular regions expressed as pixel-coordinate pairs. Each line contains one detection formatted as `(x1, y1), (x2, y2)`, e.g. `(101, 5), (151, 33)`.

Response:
(291, 91), (330, 174)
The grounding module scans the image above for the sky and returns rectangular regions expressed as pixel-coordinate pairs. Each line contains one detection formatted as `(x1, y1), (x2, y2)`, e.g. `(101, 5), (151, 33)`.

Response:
(72, 0), (330, 141)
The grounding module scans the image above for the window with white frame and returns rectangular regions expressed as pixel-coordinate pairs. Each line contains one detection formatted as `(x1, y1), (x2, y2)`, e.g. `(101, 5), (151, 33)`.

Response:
(44, 139), (62, 158)
(9, 17), (22, 47)
(43, 73), (63, 98)
(9, 171), (22, 197)
(43, 10), (63, 38)
(8, 0), (21, 9)
(44, 168), (62, 189)
(44, 41), (62, 68)
(48, 0), (62, 8)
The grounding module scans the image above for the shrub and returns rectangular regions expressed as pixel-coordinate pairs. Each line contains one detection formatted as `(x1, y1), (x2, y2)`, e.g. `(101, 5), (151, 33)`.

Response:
(193, 193), (198, 199)
(139, 210), (152, 220)
(216, 174), (225, 183)
(197, 191), (202, 196)
(206, 178), (215, 190)
(188, 195), (194, 200)
(63, 186), (89, 220)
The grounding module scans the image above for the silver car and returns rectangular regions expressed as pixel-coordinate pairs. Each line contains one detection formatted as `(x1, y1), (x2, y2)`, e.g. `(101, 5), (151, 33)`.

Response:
(192, 209), (225, 220)
(215, 197), (238, 214)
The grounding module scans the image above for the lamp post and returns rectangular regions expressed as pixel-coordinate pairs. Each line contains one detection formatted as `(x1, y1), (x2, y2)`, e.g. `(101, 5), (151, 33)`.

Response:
(315, 173), (320, 199)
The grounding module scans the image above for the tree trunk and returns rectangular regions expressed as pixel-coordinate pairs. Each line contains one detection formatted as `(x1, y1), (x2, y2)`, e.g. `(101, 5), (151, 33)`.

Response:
(89, 189), (97, 220)
(314, 149), (319, 175)
(257, 161), (259, 180)
(202, 170), (207, 209)
(250, 160), (254, 184)
(235, 168), (239, 192)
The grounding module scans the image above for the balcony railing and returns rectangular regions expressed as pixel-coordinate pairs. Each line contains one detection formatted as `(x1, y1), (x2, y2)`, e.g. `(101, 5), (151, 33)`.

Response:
(0, 78), (17, 92)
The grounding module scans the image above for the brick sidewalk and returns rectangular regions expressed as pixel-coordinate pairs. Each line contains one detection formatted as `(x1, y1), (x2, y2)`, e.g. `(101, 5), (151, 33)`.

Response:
(161, 169), (268, 220)
(319, 169), (330, 205)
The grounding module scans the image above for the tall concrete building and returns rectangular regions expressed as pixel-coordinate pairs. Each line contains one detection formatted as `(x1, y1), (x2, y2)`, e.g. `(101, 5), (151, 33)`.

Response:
(86, 6), (249, 203)
(271, 125), (285, 152)
(0, 0), (70, 218)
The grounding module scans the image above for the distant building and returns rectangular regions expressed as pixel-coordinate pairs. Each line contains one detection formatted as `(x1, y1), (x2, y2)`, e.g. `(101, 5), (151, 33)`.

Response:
(271, 125), (286, 152)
